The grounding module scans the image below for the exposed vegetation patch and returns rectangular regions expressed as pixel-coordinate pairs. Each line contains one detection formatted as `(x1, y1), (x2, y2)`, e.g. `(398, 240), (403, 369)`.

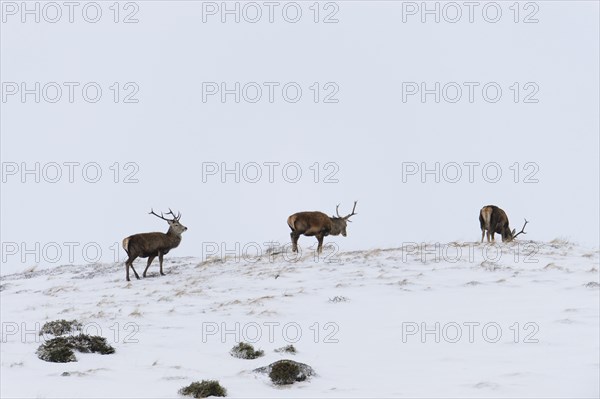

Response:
(68, 334), (115, 354)
(39, 319), (82, 337)
(329, 296), (349, 303)
(270, 360), (301, 385)
(230, 342), (264, 359)
(36, 334), (115, 362)
(550, 238), (573, 247)
(178, 380), (227, 398)
(274, 344), (297, 354)
(584, 281), (600, 288)
(36, 337), (77, 363)
(254, 359), (314, 385)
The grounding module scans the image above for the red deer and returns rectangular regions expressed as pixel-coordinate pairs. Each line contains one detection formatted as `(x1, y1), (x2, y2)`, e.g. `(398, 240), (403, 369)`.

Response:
(479, 205), (528, 243)
(122, 209), (188, 282)
(287, 201), (357, 254)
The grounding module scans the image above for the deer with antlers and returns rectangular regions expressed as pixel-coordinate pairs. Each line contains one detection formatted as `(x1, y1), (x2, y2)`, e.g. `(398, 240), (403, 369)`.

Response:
(287, 201), (358, 254)
(122, 209), (188, 282)
(479, 205), (528, 243)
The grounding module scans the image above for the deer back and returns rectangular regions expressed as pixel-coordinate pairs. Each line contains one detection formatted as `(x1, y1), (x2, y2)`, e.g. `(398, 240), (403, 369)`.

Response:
(480, 205), (510, 233)
(123, 231), (182, 257)
(287, 211), (333, 235)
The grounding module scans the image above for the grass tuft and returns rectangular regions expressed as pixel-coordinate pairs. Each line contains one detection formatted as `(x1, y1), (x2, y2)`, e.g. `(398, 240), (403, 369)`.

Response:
(179, 380), (227, 398)
(230, 342), (264, 359)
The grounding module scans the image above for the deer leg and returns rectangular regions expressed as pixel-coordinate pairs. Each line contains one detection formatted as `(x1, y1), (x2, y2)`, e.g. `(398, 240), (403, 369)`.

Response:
(481, 229), (485, 243)
(142, 255), (156, 278)
(159, 252), (166, 276)
(316, 234), (324, 254)
(126, 256), (140, 281)
(290, 232), (300, 253)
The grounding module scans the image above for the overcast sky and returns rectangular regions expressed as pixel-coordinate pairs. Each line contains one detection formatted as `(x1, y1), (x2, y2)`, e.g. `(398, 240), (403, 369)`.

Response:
(1, 1), (598, 272)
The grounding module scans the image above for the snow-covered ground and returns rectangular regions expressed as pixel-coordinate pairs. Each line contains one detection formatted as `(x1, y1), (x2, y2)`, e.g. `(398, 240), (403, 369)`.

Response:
(1, 239), (598, 398)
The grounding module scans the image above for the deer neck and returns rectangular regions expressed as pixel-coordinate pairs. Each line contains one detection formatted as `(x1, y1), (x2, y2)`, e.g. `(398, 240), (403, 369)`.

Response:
(166, 227), (183, 242)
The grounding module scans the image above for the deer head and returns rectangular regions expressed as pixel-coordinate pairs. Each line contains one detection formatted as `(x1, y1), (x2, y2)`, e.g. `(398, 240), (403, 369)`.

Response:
(330, 201), (358, 237)
(149, 208), (188, 235)
(504, 218), (528, 242)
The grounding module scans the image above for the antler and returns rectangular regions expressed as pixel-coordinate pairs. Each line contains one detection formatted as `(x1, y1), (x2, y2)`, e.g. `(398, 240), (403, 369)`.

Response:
(335, 204), (342, 218)
(512, 218), (529, 239)
(165, 208), (181, 221)
(149, 208), (180, 222)
(343, 201), (358, 220)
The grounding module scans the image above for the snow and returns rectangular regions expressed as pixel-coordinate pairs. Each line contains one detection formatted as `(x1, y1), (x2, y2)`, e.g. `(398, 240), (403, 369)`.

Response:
(1, 239), (598, 398)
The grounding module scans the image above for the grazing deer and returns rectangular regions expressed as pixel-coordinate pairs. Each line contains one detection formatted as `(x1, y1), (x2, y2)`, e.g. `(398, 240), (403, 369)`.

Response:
(122, 209), (188, 282)
(479, 205), (528, 243)
(287, 201), (358, 254)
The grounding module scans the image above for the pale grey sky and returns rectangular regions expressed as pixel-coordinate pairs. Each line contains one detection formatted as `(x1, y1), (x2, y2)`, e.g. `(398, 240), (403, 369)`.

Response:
(1, 1), (598, 271)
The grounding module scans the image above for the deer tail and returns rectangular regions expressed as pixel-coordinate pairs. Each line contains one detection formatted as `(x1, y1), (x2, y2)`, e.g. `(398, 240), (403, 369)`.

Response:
(287, 215), (296, 231)
(481, 207), (493, 230)
(122, 237), (130, 255)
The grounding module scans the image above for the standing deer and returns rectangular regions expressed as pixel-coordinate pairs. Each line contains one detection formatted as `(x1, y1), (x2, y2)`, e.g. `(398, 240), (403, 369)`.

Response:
(479, 205), (528, 243)
(287, 201), (358, 254)
(122, 209), (188, 282)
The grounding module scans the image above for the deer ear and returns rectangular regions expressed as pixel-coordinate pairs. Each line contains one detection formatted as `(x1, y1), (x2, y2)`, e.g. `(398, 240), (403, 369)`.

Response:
(511, 228), (516, 235)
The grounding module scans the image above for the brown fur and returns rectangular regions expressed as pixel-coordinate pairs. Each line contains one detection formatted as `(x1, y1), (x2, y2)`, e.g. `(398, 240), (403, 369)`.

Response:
(287, 212), (336, 237)
(479, 205), (514, 243)
(288, 203), (356, 254)
(122, 212), (187, 281)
